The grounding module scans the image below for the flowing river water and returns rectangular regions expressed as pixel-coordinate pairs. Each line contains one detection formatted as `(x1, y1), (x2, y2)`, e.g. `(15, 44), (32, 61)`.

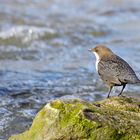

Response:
(0, 0), (140, 139)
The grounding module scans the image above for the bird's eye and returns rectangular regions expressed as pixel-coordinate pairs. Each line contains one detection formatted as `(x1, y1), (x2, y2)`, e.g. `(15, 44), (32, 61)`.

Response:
(95, 49), (98, 52)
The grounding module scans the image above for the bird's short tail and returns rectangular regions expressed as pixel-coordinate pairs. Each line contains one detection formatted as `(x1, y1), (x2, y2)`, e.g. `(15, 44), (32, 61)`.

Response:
(136, 79), (140, 83)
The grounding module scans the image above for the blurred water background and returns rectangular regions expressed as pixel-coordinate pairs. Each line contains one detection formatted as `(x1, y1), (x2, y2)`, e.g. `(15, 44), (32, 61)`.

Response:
(0, 0), (140, 139)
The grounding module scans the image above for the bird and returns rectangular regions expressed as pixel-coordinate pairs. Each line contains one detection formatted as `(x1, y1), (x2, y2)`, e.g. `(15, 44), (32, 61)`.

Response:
(89, 44), (140, 98)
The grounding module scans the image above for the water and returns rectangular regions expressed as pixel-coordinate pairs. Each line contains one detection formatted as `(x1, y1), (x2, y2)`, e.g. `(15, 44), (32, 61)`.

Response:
(0, 0), (140, 139)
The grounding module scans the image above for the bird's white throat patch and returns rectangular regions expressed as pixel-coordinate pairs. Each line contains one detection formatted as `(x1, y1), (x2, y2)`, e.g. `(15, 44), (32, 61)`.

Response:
(93, 52), (100, 71)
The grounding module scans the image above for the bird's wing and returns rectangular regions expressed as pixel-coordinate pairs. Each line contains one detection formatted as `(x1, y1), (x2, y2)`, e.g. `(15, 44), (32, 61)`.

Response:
(98, 59), (121, 85)
(98, 55), (138, 84)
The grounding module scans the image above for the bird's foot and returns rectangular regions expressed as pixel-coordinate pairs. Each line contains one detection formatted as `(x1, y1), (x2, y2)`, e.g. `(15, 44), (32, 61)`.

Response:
(107, 95), (110, 98)
(118, 92), (123, 96)
(118, 94), (126, 97)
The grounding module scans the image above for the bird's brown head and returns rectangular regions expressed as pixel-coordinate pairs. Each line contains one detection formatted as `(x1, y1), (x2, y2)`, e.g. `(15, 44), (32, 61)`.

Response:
(89, 45), (113, 59)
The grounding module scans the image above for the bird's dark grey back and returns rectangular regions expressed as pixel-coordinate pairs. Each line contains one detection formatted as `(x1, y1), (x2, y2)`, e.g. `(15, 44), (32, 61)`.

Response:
(98, 54), (140, 84)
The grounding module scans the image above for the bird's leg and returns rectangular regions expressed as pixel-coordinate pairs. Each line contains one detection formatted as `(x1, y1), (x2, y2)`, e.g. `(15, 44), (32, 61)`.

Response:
(118, 84), (126, 96)
(107, 86), (113, 98)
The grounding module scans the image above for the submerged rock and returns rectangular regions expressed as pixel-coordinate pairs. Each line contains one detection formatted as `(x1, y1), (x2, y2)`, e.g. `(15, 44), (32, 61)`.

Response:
(9, 97), (140, 140)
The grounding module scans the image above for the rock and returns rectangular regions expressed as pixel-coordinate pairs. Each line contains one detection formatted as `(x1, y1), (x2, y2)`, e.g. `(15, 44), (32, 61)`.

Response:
(9, 97), (140, 140)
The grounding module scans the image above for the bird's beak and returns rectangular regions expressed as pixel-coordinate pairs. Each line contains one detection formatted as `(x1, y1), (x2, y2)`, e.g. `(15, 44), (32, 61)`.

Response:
(88, 48), (92, 52)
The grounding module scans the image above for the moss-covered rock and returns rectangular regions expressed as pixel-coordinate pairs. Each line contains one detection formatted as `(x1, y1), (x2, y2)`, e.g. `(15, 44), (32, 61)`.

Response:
(9, 97), (140, 140)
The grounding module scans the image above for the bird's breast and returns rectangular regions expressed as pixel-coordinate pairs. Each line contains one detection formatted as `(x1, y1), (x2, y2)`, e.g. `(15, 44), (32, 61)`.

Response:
(93, 52), (100, 72)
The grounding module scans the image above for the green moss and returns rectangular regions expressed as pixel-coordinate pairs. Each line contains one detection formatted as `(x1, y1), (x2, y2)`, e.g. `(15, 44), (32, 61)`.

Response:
(9, 97), (140, 140)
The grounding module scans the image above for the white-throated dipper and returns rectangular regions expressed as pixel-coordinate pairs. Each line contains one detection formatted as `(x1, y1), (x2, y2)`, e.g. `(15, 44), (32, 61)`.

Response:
(89, 45), (140, 98)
